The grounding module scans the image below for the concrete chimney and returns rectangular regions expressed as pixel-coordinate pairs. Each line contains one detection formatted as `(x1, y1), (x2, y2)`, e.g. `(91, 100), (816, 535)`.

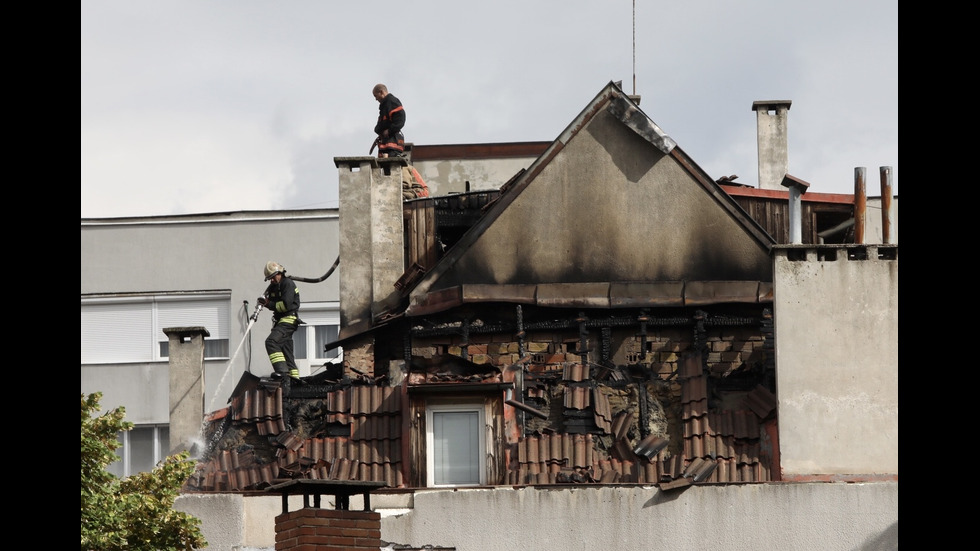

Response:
(334, 156), (407, 338)
(164, 325), (209, 457)
(753, 100), (792, 191)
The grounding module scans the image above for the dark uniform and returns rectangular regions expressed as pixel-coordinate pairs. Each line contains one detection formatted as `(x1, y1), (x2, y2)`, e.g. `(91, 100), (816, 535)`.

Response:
(263, 275), (301, 377)
(374, 93), (406, 157)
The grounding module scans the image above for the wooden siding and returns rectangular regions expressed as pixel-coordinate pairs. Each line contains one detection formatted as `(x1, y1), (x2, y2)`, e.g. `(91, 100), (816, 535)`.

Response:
(731, 196), (853, 244)
(404, 199), (438, 271)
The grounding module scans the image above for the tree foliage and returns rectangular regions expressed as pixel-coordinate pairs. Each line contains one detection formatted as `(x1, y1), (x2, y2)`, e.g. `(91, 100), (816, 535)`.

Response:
(81, 392), (207, 550)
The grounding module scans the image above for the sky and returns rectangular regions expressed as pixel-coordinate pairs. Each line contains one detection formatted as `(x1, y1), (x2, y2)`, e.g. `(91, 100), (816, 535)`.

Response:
(81, 1), (898, 219)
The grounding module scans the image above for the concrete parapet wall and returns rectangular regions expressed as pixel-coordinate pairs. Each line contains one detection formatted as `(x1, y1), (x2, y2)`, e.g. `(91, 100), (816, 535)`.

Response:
(773, 245), (898, 476)
(177, 483), (897, 550)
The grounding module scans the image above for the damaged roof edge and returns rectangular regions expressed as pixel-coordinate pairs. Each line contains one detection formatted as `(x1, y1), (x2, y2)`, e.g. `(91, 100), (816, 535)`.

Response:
(405, 281), (773, 317)
(606, 95), (677, 155)
(669, 146), (777, 251)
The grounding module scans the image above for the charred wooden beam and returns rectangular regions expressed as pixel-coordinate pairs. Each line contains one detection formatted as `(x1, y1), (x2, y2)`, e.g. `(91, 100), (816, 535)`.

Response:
(505, 399), (548, 420)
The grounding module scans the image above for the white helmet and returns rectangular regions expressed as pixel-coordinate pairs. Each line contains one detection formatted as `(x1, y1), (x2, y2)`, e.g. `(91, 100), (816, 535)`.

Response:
(264, 261), (284, 280)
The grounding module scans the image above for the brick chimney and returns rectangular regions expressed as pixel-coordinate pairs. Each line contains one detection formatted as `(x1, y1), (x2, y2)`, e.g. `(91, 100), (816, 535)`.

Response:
(753, 100), (792, 191)
(269, 480), (386, 550)
(334, 156), (407, 338)
(276, 508), (381, 550)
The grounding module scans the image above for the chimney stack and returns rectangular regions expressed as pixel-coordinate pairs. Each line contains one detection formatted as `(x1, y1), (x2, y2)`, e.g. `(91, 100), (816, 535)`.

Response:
(164, 326), (209, 457)
(334, 156), (407, 338)
(753, 100), (792, 191)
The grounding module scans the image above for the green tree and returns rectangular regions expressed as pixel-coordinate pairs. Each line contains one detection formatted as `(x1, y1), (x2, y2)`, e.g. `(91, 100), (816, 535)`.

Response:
(81, 392), (207, 550)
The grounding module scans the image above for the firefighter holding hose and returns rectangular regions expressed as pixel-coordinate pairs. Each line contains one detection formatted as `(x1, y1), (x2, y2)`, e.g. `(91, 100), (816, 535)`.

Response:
(257, 261), (302, 379)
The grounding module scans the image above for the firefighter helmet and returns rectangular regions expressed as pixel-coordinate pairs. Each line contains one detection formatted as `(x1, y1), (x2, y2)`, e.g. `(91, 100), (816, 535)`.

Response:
(264, 261), (284, 280)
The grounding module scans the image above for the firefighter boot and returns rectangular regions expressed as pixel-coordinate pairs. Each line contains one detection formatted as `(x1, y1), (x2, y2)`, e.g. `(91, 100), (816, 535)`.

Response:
(271, 362), (290, 378)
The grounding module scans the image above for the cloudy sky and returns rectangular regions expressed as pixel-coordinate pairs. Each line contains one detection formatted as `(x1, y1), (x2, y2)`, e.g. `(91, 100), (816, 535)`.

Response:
(81, 1), (897, 218)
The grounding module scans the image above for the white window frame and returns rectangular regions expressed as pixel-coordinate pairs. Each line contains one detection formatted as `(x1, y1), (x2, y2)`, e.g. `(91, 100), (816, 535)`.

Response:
(425, 402), (487, 487)
(291, 301), (343, 375)
(106, 424), (169, 478)
(81, 293), (231, 364)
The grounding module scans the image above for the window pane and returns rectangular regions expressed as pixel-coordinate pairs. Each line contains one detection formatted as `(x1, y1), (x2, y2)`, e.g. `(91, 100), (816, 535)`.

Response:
(81, 302), (153, 363)
(432, 411), (479, 485)
(157, 299), (230, 339)
(293, 328), (307, 360)
(159, 426), (169, 457)
(106, 431), (127, 478)
(82, 294), (230, 364)
(203, 339), (229, 358)
(129, 427), (156, 474)
(159, 338), (229, 359)
(315, 325), (340, 360)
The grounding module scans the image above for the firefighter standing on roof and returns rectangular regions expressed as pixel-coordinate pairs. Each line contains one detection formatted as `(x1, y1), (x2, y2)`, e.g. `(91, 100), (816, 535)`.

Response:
(258, 261), (302, 379)
(373, 83), (405, 157)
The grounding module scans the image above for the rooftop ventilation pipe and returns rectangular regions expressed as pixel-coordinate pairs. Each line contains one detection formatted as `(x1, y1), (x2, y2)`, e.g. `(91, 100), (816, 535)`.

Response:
(879, 166), (894, 244)
(854, 168), (867, 244)
(780, 174), (810, 244)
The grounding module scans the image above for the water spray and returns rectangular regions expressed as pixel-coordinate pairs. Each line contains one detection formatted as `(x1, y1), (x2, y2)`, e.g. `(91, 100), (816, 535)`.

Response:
(206, 296), (267, 413)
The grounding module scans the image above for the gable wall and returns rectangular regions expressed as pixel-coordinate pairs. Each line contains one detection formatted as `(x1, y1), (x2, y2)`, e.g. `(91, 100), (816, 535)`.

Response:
(437, 109), (772, 289)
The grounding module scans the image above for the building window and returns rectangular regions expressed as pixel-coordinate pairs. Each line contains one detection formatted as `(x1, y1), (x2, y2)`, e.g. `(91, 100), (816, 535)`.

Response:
(81, 293), (231, 363)
(291, 302), (342, 375)
(425, 403), (486, 487)
(106, 424), (170, 478)
(159, 338), (229, 359)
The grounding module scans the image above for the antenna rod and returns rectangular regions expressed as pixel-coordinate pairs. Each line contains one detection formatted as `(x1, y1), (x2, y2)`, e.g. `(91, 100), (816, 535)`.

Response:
(633, 0), (636, 95)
